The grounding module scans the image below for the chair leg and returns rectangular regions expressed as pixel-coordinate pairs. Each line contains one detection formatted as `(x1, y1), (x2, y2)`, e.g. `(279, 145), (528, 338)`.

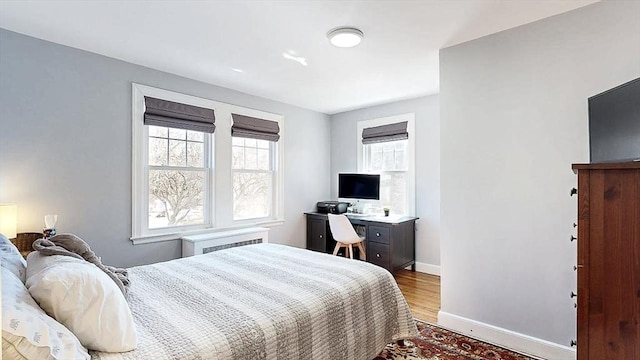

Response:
(357, 242), (366, 261)
(332, 242), (342, 256)
(348, 244), (354, 259)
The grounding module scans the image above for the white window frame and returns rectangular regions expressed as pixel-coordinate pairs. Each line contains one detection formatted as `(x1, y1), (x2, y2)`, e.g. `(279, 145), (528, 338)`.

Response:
(356, 113), (416, 216)
(219, 107), (284, 230)
(231, 138), (275, 222)
(131, 83), (284, 244)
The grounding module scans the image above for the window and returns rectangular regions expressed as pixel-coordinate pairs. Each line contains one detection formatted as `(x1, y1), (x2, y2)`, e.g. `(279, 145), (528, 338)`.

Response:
(132, 83), (284, 244)
(357, 114), (415, 216)
(363, 140), (408, 215)
(148, 126), (209, 228)
(132, 85), (216, 241)
(230, 113), (282, 223)
(232, 138), (273, 220)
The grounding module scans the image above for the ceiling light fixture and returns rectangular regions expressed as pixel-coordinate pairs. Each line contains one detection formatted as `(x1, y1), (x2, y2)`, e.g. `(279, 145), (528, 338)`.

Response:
(327, 27), (364, 48)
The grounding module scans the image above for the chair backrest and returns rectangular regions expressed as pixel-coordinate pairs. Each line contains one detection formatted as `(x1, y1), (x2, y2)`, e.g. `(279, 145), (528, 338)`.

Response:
(327, 214), (360, 243)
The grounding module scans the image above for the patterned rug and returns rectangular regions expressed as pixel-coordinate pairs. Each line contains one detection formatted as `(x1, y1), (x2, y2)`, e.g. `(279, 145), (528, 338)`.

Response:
(376, 320), (536, 360)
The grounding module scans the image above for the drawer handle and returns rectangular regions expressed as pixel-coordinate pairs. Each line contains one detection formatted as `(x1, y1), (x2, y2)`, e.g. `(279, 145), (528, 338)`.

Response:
(570, 188), (577, 196)
(319, 235), (323, 239)
(376, 253), (381, 258)
(376, 232), (380, 237)
(570, 235), (576, 242)
(570, 340), (576, 347)
(570, 291), (577, 298)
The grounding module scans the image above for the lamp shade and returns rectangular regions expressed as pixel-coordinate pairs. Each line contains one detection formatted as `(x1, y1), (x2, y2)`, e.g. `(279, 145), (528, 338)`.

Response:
(0, 204), (17, 239)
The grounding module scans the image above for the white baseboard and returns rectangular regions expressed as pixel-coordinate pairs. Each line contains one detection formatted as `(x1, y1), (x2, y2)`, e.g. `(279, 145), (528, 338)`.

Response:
(410, 261), (441, 275)
(437, 311), (575, 360)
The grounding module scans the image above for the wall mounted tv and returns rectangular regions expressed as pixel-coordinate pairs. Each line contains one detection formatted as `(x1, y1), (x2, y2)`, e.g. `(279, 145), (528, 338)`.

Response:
(338, 173), (380, 200)
(589, 77), (640, 163)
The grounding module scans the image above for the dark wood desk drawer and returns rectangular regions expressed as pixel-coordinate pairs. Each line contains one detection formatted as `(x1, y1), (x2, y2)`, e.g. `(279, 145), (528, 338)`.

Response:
(305, 212), (417, 273)
(368, 241), (390, 269)
(368, 225), (390, 244)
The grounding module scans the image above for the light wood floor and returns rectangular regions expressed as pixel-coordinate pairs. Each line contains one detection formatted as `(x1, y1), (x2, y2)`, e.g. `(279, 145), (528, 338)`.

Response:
(394, 269), (441, 323)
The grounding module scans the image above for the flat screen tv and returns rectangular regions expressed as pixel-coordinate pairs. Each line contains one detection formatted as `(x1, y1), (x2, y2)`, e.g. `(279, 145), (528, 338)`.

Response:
(338, 173), (380, 200)
(589, 78), (640, 163)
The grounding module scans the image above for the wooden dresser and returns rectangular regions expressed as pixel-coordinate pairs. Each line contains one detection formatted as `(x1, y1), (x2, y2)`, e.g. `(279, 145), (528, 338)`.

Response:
(573, 162), (639, 360)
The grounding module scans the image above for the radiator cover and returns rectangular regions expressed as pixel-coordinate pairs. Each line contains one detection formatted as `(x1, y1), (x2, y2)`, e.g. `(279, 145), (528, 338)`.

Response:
(181, 227), (270, 257)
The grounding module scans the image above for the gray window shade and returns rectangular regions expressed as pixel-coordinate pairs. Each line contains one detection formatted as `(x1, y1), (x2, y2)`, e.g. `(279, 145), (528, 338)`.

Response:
(144, 97), (216, 133)
(231, 114), (280, 142)
(362, 121), (408, 144)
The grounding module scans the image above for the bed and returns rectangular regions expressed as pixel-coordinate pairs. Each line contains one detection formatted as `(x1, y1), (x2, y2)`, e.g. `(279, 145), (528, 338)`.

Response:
(89, 243), (417, 360)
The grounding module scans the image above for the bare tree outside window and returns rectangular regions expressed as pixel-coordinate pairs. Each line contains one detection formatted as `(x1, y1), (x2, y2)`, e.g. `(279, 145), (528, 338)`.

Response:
(232, 137), (273, 220)
(148, 126), (206, 228)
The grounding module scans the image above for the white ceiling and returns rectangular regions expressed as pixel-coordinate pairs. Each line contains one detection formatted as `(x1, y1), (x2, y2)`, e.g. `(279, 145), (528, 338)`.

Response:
(0, 0), (598, 114)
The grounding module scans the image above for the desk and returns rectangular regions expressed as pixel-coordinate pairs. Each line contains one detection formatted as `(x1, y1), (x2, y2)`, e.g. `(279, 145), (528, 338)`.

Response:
(305, 212), (418, 273)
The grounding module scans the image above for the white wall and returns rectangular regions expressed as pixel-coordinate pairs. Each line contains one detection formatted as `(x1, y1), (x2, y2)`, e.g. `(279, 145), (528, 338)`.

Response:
(0, 29), (331, 267)
(439, 1), (640, 358)
(330, 95), (441, 272)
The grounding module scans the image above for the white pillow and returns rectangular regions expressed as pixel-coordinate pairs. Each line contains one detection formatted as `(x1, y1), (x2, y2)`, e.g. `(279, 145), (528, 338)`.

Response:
(26, 252), (138, 352)
(0, 232), (27, 283)
(1, 267), (90, 360)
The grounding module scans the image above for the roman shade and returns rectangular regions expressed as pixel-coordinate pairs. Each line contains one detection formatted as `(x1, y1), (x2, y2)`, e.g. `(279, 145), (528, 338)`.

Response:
(231, 114), (280, 142)
(144, 97), (216, 133)
(362, 121), (408, 144)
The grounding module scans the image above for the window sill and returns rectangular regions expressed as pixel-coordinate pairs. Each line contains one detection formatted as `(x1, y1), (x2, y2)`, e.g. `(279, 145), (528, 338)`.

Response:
(130, 218), (284, 245)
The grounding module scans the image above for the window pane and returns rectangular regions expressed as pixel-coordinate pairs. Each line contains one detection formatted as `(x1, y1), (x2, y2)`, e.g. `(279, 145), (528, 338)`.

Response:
(232, 137), (244, 146)
(232, 146), (244, 169)
(245, 147), (257, 169)
(380, 172), (407, 216)
(383, 151), (394, 171)
(168, 140), (186, 167)
(257, 140), (270, 149)
(233, 172), (270, 220)
(369, 149), (383, 171)
(245, 138), (257, 148)
(187, 142), (204, 167)
(186, 130), (203, 142)
(149, 126), (168, 138)
(148, 169), (205, 228)
(148, 138), (168, 166)
(169, 128), (186, 140)
(395, 149), (406, 170)
(257, 149), (270, 170)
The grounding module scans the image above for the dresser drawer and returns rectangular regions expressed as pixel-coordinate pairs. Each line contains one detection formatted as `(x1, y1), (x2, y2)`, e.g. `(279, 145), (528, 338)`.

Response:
(368, 241), (390, 269)
(368, 225), (390, 244)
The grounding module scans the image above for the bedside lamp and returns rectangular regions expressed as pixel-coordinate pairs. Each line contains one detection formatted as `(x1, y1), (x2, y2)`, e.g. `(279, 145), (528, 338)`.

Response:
(0, 203), (18, 239)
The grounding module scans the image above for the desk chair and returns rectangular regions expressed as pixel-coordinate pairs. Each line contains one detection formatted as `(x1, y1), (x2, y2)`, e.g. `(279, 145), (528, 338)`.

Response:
(327, 214), (366, 260)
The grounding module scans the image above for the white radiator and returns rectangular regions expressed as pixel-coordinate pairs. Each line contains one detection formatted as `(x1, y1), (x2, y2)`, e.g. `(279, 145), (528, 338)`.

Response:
(181, 227), (269, 257)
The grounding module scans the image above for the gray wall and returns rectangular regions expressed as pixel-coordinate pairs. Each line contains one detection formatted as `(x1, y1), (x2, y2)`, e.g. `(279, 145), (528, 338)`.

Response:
(0, 29), (331, 267)
(440, 0), (640, 353)
(330, 95), (440, 270)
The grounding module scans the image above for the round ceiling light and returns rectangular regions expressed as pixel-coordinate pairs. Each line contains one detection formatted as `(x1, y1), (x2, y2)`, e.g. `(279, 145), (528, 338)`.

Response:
(327, 27), (364, 48)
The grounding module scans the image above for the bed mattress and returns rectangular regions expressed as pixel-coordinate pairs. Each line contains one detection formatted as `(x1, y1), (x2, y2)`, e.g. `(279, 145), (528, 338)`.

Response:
(91, 243), (416, 360)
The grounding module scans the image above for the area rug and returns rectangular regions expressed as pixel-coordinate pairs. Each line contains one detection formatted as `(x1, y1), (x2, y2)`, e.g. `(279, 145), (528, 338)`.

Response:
(376, 320), (536, 360)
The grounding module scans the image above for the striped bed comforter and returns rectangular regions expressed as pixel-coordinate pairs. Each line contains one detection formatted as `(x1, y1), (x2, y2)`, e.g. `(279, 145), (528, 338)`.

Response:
(91, 243), (417, 360)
